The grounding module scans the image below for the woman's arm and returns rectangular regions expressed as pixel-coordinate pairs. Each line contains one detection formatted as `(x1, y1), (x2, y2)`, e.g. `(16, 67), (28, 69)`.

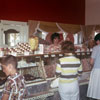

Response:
(90, 58), (94, 66)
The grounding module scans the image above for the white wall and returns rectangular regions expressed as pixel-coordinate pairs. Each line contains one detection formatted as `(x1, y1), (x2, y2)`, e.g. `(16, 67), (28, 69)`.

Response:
(85, 0), (100, 25)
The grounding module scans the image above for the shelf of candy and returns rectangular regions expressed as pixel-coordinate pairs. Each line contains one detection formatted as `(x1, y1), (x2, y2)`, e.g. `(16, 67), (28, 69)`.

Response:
(44, 64), (56, 78)
(43, 55), (58, 79)
(4, 43), (33, 56)
(29, 36), (39, 51)
(21, 61), (46, 84)
(2, 36), (39, 56)
(81, 58), (92, 72)
(16, 55), (46, 84)
(74, 45), (92, 72)
(23, 69), (44, 84)
(74, 44), (92, 59)
(44, 44), (61, 54)
(17, 59), (37, 68)
(75, 44), (90, 52)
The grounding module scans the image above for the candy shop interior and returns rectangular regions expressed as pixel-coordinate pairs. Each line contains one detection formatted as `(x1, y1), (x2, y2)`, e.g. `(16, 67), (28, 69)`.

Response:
(0, 19), (99, 100)
(0, 0), (100, 99)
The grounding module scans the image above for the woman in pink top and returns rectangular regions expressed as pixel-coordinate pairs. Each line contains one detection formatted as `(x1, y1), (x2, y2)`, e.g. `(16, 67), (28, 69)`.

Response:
(44, 33), (61, 78)
(45, 32), (61, 53)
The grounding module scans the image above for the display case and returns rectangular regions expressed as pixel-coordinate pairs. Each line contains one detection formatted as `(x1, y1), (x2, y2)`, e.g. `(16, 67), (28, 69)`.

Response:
(0, 54), (56, 100)
(0, 51), (92, 100)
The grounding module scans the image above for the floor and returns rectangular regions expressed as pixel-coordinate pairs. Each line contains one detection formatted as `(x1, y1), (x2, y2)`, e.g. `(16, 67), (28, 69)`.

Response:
(87, 98), (99, 100)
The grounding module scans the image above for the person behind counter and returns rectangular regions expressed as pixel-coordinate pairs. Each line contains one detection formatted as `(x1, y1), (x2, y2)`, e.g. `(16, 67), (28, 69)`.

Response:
(56, 41), (83, 100)
(44, 32), (62, 78)
(45, 32), (61, 53)
(1, 55), (26, 100)
(87, 33), (100, 100)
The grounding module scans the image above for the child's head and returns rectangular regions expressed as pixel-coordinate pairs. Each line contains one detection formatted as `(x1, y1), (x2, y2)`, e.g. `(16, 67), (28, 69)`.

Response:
(61, 41), (75, 53)
(1, 55), (17, 76)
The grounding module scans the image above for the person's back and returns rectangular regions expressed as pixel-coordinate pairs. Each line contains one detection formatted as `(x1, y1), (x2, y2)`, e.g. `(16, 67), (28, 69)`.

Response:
(5, 73), (26, 100)
(57, 55), (82, 84)
(1, 55), (26, 100)
(87, 33), (100, 100)
(56, 41), (82, 100)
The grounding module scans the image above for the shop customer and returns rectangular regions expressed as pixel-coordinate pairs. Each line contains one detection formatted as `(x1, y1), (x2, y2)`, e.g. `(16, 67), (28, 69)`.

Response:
(56, 41), (82, 100)
(1, 55), (26, 100)
(87, 33), (100, 100)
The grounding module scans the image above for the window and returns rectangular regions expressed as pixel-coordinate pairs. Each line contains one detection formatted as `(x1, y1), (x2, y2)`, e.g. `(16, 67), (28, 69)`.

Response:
(4, 33), (20, 46)
(73, 32), (83, 44)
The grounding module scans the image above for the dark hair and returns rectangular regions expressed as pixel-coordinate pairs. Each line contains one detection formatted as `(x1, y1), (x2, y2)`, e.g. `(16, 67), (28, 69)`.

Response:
(51, 33), (60, 43)
(1, 55), (17, 69)
(61, 41), (75, 53)
(94, 33), (100, 41)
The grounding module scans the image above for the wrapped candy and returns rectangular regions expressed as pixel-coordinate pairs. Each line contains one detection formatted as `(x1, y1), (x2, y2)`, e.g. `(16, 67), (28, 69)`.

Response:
(29, 36), (39, 51)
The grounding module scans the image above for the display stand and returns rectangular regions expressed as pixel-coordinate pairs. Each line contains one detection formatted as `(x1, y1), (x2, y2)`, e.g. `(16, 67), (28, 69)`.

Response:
(0, 51), (91, 100)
